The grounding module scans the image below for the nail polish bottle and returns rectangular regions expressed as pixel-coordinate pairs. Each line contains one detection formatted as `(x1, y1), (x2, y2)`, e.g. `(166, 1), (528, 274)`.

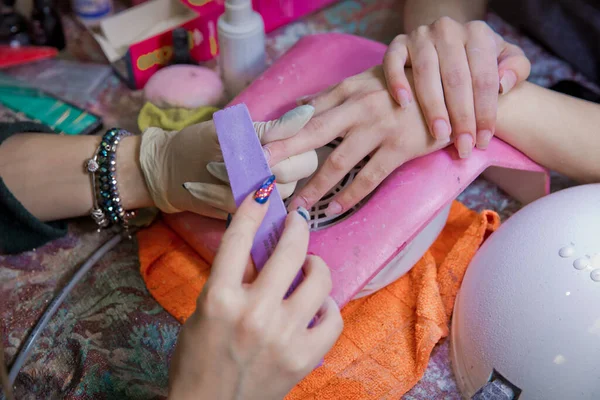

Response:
(30, 0), (66, 50)
(0, 0), (31, 47)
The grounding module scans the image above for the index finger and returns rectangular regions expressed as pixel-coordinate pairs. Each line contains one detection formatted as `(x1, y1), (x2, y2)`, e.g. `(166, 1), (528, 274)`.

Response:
(210, 191), (270, 285)
(255, 105), (315, 144)
(253, 209), (310, 301)
(383, 34), (413, 108)
(264, 103), (362, 166)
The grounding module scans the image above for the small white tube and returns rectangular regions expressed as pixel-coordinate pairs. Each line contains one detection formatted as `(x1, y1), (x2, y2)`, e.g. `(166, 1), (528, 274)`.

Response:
(217, 0), (266, 99)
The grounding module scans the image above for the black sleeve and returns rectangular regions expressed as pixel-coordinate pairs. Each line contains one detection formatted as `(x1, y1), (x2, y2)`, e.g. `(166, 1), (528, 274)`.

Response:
(0, 123), (68, 254)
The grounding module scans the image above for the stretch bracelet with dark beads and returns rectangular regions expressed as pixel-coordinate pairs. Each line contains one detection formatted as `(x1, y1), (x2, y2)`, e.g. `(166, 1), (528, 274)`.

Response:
(85, 128), (135, 233)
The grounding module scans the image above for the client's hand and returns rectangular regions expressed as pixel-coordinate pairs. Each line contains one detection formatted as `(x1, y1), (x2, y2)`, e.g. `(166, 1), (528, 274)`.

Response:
(139, 105), (318, 219)
(383, 17), (530, 155)
(265, 66), (451, 216)
(168, 193), (343, 400)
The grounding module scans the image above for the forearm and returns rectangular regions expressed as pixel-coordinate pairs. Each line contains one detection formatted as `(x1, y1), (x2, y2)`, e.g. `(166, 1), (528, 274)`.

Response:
(403, 0), (488, 32)
(496, 82), (600, 183)
(0, 134), (152, 222)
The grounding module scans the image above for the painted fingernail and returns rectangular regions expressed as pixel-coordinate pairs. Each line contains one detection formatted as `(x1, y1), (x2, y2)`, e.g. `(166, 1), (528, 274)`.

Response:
(254, 175), (276, 204)
(499, 70), (517, 95)
(432, 119), (451, 140)
(262, 146), (271, 162)
(397, 88), (411, 109)
(225, 213), (232, 228)
(296, 206), (310, 222)
(456, 134), (474, 159)
(325, 201), (342, 216)
(476, 130), (493, 149)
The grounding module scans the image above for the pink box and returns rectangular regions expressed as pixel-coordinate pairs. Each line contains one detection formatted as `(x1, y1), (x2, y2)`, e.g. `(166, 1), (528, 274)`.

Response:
(89, 0), (338, 89)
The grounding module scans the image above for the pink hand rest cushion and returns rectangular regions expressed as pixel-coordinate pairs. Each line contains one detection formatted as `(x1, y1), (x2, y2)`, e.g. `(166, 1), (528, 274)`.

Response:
(163, 33), (550, 307)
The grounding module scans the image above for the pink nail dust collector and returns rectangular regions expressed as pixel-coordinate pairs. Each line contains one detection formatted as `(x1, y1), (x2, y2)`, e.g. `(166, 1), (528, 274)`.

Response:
(163, 33), (550, 308)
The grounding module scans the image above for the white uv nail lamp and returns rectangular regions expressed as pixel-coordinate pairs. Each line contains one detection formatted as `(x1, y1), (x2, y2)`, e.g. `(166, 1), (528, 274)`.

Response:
(162, 33), (549, 307)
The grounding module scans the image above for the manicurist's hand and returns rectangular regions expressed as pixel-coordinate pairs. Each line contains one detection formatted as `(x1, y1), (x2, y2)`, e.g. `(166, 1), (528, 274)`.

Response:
(167, 193), (343, 400)
(383, 17), (530, 155)
(265, 66), (451, 216)
(139, 105), (318, 219)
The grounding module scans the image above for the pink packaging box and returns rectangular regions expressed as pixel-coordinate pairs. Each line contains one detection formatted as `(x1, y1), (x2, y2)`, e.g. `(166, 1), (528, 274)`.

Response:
(89, 0), (339, 89)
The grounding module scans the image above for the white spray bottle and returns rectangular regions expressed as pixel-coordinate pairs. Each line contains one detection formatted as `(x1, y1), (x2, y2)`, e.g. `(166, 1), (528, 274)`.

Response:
(217, 0), (266, 100)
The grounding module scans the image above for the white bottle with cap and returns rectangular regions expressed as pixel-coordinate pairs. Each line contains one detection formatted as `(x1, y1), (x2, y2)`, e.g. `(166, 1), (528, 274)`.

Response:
(217, 0), (266, 100)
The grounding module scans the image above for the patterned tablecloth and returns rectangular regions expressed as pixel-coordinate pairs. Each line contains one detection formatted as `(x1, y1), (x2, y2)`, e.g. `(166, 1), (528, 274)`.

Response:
(0, 1), (592, 398)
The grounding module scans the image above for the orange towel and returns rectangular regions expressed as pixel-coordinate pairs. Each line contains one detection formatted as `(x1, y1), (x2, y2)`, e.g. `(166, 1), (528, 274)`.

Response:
(137, 201), (500, 398)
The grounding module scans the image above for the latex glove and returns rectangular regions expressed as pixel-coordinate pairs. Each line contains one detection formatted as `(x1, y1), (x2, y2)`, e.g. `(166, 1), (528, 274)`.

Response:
(383, 18), (530, 156)
(140, 105), (318, 219)
(265, 66), (451, 217)
(168, 193), (343, 400)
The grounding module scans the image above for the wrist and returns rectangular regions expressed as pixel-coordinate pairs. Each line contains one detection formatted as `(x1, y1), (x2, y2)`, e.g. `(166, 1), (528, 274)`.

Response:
(168, 371), (237, 400)
(495, 81), (534, 141)
(117, 135), (154, 211)
(403, 0), (486, 32)
(167, 323), (242, 400)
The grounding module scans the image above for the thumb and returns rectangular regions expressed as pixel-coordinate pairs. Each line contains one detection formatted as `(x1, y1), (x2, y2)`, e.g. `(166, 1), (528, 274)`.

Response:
(497, 41), (531, 95)
(206, 161), (230, 184)
(182, 182), (236, 218)
(253, 105), (315, 144)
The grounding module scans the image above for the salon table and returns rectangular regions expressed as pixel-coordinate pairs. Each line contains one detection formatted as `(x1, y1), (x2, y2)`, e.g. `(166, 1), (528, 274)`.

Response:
(1, 0), (597, 398)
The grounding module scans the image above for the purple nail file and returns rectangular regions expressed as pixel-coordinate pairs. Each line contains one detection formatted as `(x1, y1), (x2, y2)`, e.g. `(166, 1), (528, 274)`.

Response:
(215, 104), (323, 368)
(213, 104), (304, 296)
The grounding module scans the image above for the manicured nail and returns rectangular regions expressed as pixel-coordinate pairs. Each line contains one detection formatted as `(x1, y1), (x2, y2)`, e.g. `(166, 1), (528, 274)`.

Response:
(296, 206), (310, 222)
(432, 119), (451, 140)
(476, 130), (493, 149)
(262, 146), (271, 162)
(296, 95), (314, 105)
(396, 88), (411, 109)
(254, 175), (276, 204)
(225, 213), (232, 228)
(499, 70), (517, 95)
(288, 195), (308, 211)
(456, 134), (474, 159)
(325, 201), (343, 216)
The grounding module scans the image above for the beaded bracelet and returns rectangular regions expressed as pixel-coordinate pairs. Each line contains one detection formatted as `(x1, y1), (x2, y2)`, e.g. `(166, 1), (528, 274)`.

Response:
(85, 128), (135, 233)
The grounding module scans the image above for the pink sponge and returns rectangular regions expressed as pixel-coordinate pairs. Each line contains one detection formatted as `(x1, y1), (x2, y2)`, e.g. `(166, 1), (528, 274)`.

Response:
(143, 65), (225, 109)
